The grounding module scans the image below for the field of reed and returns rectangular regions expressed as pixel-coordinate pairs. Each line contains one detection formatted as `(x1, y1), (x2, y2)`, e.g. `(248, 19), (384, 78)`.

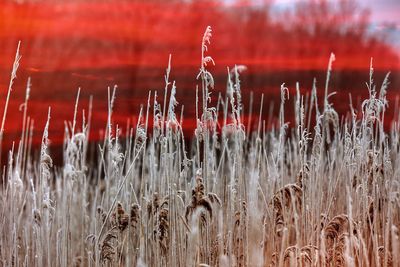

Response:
(0, 27), (399, 267)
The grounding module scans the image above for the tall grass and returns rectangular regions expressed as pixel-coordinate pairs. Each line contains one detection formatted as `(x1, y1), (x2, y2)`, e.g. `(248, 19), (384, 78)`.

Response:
(0, 27), (399, 267)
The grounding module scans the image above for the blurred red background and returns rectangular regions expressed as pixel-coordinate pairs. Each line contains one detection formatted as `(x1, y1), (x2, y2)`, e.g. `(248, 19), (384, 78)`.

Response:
(0, 0), (399, 159)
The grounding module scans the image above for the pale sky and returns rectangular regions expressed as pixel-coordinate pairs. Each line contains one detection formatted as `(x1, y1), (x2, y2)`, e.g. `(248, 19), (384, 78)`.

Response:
(361, 0), (400, 49)
(269, 0), (400, 49)
(272, 0), (399, 22)
(222, 0), (400, 51)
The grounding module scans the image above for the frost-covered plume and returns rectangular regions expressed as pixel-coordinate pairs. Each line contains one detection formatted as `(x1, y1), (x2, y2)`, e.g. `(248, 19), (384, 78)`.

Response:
(277, 83), (289, 165)
(135, 123), (147, 154)
(228, 65), (247, 128)
(197, 26), (215, 105)
(109, 127), (124, 173)
(162, 55), (172, 135)
(153, 91), (162, 139)
(361, 59), (387, 126)
(167, 81), (179, 130)
(321, 53), (339, 144)
(231, 65), (247, 122)
(40, 108), (53, 181)
(0, 41), (21, 141)
(199, 26), (215, 72)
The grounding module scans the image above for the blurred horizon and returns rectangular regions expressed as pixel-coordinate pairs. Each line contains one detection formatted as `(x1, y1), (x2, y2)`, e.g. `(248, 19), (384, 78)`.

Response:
(0, 0), (399, 160)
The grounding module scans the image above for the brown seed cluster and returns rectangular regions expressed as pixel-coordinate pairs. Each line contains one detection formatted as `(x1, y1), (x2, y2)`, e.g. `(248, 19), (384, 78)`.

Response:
(185, 173), (221, 223)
